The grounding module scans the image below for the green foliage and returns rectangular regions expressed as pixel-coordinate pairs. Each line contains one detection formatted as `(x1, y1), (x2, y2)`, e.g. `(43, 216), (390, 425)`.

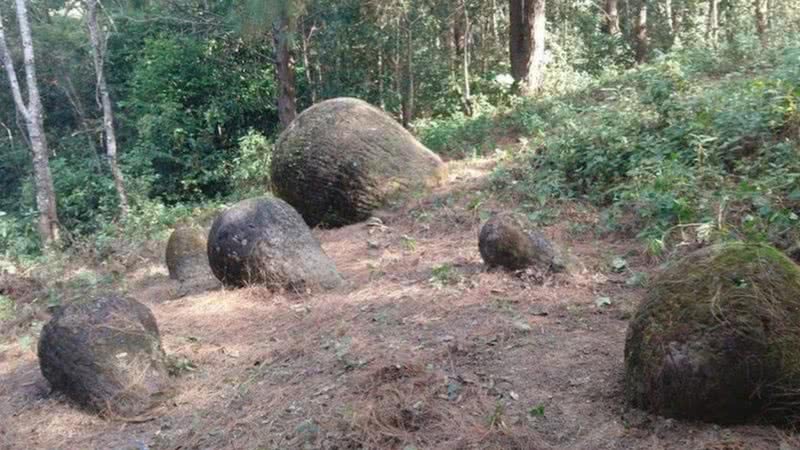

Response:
(124, 35), (278, 202)
(231, 130), (273, 197)
(50, 147), (119, 236)
(486, 45), (800, 253)
(417, 112), (498, 159)
(429, 263), (460, 288)
(528, 404), (546, 417)
(0, 211), (40, 261)
(0, 295), (14, 322)
(2, 0), (800, 264)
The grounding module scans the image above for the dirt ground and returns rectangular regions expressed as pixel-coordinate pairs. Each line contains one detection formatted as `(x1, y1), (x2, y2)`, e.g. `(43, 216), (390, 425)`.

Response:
(1, 158), (799, 450)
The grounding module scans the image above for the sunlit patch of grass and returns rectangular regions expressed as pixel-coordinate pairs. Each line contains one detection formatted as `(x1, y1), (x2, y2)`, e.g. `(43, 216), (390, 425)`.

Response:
(0, 295), (14, 322)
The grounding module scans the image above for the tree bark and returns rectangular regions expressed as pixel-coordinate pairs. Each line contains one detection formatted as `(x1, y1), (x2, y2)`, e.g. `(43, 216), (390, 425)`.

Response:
(491, 0), (499, 43)
(273, 14), (297, 128)
(509, 0), (546, 95)
(0, 0), (59, 247)
(635, 0), (648, 64)
(754, 0), (768, 48)
(301, 23), (317, 104)
(86, 0), (129, 219)
(401, 15), (414, 128)
(671, 0), (683, 43)
(706, 0), (719, 47)
(462, 0), (473, 116)
(603, 0), (621, 34)
(664, 0), (673, 34)
(378, 46), (385, 109)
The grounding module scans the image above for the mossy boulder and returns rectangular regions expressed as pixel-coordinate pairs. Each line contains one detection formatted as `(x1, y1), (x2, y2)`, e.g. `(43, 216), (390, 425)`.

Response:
(624, 242), (800, 424)
(38, 295), (170, 417)
(478, 212), (568, 272)
(165, 226), (212, 281)
(271, 97), (447, 228)
(207, 197), (343, 290)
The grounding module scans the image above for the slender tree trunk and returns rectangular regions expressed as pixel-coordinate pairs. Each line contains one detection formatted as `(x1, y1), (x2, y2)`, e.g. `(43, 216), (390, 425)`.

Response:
(394, 19), (401, 97)
(706, 0), (719, 47)
(509, 0), (546, 95)
(462, 0), (473, 116)
(479, 1), (489, 74)
(622, 0), (631, 35)
(766, 0), (772, 29)
(301, 24), (317, 104)
(491, 0), (499, 43)
(273, 14), (297, 128)
(635, 0), (648, 63)
(603, 0), (621, 34)
(378, 46), (385, 109)
(754, 0), (768, 47)
(664, 0), (675, 47)
(484, 0), (500, 71)
(509, 0), (528, 85)
(0, 0), (59, 247)
(86, 0), (129, 219)
(451, 4), (463, 83)
(671, 0), (683, 44)
(401, 15), (414, 128)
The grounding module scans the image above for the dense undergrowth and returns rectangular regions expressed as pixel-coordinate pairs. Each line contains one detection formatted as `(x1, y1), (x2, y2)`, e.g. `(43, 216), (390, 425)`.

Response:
(420, 41), (800, 257)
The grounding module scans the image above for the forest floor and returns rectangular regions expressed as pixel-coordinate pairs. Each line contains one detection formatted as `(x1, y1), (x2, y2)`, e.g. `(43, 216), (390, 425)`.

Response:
(2, 157), (800, 450)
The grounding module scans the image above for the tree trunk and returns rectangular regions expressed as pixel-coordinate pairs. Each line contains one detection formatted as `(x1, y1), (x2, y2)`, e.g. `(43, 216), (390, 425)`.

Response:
(664, 0), (674, 38)
(622, 0), (631, 36)
(378, 46), (385, 109)
(273, 14), (297, 128)
(462, 0), (473, 116)
(754, 0), (768, 47)
(706, 0), (719, 47)
(491, 0), (499, 43)
(509, 0), (546, 95)
(401, 16), (414, 129)
(301, 24), (317, 104)
(635, 0), (648, 64)
(0, 0), (59, 247)
(448, 4), (461, 82)
(394, 20), (401, 98)
(671, 0), (683, 44)
(603, 0), (621, 34)
(86, 0), (129, 219)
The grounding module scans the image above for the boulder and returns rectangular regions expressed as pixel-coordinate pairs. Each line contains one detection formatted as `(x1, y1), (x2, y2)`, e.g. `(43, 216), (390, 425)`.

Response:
(38, 295), (170, 417)
(271, 97), (447, 228)
(478, 212), (568, 272)
(624, 242), (800, 424)
(207, 197), (343, 290)
(165, 226), (212, 281)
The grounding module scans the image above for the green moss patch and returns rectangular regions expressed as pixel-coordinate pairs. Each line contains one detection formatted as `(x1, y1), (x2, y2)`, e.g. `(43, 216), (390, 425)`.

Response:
(624, 242), (800, 424)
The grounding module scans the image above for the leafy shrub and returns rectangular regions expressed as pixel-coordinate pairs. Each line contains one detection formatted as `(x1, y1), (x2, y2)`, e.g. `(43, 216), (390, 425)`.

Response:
(231, 130), (273, 197)
(0, 211), (40, 261)
(124, 35), (279, 203)
(417, 112), (499, 159)
(491, 45), (800, 253)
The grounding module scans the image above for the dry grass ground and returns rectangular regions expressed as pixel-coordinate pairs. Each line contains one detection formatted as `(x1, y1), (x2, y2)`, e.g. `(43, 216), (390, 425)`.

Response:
(1, 157), (799, 449)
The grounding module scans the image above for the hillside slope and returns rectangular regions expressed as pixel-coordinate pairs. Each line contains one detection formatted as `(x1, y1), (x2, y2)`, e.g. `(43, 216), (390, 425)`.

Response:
(2, 158), (798, 450)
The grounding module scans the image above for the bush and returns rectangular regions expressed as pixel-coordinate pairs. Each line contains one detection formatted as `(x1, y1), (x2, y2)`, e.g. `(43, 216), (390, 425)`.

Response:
(0, 211), (40, 262)
(490, 45), (800, 253)
(231, 130), (273, 197)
